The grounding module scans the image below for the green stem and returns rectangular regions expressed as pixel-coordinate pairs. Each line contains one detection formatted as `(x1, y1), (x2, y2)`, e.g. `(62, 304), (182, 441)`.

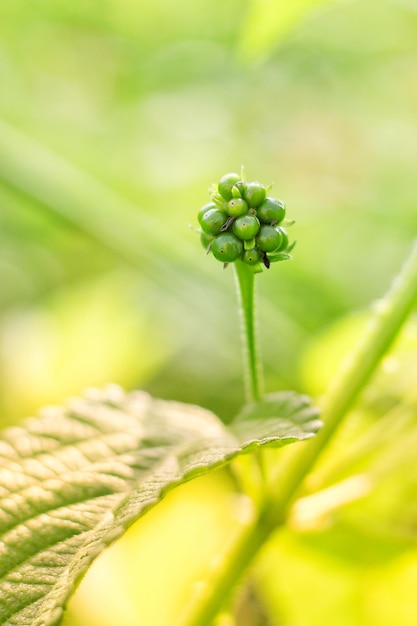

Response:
(177, 503), (275, 626)
(274, 239), (417, 512)
(234, 261), (263, 403)
(179, 240), (417, 626)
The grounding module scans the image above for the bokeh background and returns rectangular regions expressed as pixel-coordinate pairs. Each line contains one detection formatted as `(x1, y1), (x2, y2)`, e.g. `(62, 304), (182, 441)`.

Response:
(1, 0), (417, 624)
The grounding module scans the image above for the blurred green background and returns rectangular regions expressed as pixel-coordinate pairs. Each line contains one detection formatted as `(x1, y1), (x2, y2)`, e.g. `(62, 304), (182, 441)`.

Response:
(1, 0), (417, 624)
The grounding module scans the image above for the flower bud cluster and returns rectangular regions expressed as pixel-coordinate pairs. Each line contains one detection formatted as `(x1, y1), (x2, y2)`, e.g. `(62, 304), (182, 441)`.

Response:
(197, 170), (294, 272)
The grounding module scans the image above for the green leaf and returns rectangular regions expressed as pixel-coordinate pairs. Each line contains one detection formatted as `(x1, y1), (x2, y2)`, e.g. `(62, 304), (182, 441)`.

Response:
(267, 251), (293, 263)
(237, 0), (338, 62)
(233, 391), (321, 445)
(0, 385), (320, 626)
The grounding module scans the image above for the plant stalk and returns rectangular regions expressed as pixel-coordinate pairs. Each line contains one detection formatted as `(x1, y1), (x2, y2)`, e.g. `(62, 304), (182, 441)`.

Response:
(177, 502), (275, 626)
(234, 261), (263, 403)
(274, 239), (417, 512)
(179, 239), (417, 626)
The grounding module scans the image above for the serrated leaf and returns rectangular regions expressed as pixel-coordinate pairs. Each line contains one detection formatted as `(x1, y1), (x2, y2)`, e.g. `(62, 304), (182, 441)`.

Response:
(233, 391), (322, 446)
(0, 385), (320, 626)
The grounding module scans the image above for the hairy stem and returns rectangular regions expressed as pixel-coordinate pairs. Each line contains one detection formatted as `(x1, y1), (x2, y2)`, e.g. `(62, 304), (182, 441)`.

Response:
(179, 239), (417, 626)
(234, 261), (263, 403)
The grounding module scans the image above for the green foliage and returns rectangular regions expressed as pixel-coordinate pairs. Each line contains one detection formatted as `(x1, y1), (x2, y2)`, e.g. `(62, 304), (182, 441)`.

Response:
(234, 391), (318, 427)
(0, 385), (319, 626)
(1, 0), (417, 624)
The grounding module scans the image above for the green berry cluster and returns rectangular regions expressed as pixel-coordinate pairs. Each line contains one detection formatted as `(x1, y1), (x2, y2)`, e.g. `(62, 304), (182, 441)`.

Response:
(197, 169), (295, 272)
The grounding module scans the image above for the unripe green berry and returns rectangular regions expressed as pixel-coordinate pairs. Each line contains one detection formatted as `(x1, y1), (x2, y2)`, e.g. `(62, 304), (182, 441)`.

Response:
(227, 197), (248, 217)
(243, 182), (266, 208)
(232, 215), (260, 240)
(256, 225), (283, 252)
(256, 197), (285, 225)
(197, 202), (216, 225)
(200, 208), (228, 235)
(218, 173), (241, 201)
(275, 226), (289, 251)
(211, 233), (243, 262)
(198, 169), (292, 270)
(243, 248), (262, 265)
(200, 231), (215, 249)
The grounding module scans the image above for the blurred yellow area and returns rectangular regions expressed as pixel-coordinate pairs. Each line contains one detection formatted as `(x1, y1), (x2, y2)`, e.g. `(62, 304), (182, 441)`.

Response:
(62, 472), (245, 626)
(1, 0), (417, 624)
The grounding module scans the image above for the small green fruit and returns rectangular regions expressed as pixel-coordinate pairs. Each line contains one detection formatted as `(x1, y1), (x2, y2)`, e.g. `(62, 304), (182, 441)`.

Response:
(242, 248), (262, 265)
(256, 225), (283, 252)
(257, 197), (285, 225)
(243, 182), (266, 208)
(200, 232), (215, 249)
(197, 202), (217, 225)
(218, 173), (241, 201)
(232, 215), (260, 240)
(227, 198), (248, 217)
(275, 226), (289, 251)
(200, 208), (228, 235)
(211, 233), (243, 262)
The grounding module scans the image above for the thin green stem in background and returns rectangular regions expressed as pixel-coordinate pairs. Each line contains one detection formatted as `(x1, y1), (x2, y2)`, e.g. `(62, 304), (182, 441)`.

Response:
(274, 238), (417, 512)
(234, 261), (264, 403)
